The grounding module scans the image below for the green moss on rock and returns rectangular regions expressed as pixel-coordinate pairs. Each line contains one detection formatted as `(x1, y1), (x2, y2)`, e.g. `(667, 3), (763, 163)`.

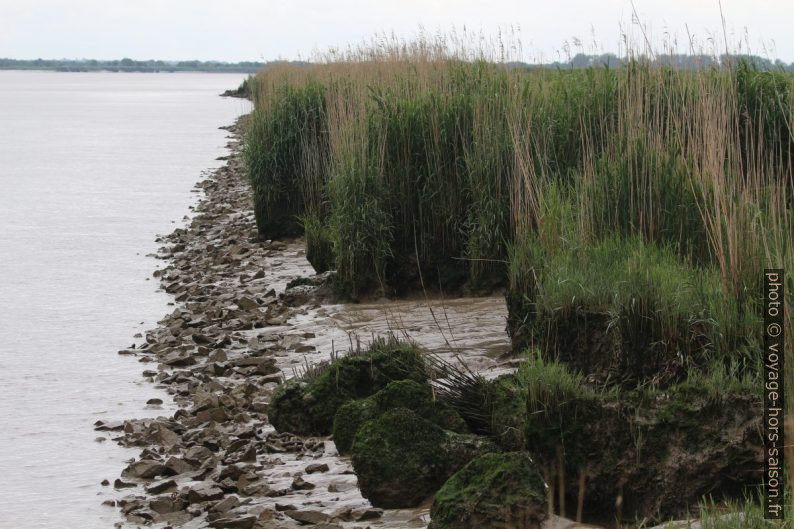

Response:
(351, 407), (496, 508)
(269, 339), (428, 436)
(429, 452), (547, 529)
(332, 396), (378, 454)
(486, 374), (527, 450)
(373, 379), (468, 433)
(333, 379), (469, 455)
(352, 408), (449, 508)
(443, 432), (499, 472)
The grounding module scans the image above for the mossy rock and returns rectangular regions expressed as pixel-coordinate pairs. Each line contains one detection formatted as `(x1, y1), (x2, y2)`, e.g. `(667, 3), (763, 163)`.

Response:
(351, 408), (496, 508)
(373, 379), (468, 433)
(443, 432), (499, 472)
(352, 408), (449, 508)
(332, 396), (378, 454)
(333, 380), (468, 455)
(429, 452), (547, 529)
(269, 339), (428, 436)
(486, 374), (527, 450)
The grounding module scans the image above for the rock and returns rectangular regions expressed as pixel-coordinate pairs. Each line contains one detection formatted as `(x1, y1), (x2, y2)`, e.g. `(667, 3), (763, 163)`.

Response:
(196, 407), (228, 423)
(443, 432), (499, 472)
(351, 408), (449, 508)
(147, 398), (164, 405)
(208, 515), (257, 529)
(429, 452), (547, 529)
(94, 420), (124, 431)
(122, 459), (166, 480)
(352, 508), (383, 521)
(187, 484), (224, 503)
(372, 379), (466, 432)
(304, 463), (329, 474)
(145, 478), (177, 494)
(165, 456), (196, 475)
(154, 511), (194, 525)
(113, 478), (137, 489)
(162, 350), (196, 367)
(149, 497), (187, 514)
(291, 475), (315, 490)
(332, 397), (378, 455)
(210, 495), (240, 513)
(269, 339), (429, 436)
(327, 479), (356, 493)
(285, 509), (331, 524)
(148, 423), (180, 448)
(236, 297), (259, 311)
(333, 379), (467, 455)
(184, 445), (213, 464)
(484, 373), (527, 450)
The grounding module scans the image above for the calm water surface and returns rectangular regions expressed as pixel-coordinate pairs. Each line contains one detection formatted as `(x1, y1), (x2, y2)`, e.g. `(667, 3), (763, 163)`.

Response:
(0, 71), (250, 529)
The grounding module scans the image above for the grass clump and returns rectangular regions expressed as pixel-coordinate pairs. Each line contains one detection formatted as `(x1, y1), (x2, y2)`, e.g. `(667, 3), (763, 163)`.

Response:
(508, 234), (760, 386)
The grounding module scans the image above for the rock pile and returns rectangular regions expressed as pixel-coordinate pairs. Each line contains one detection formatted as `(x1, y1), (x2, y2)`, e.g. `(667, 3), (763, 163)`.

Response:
(101, 117), (410, 529)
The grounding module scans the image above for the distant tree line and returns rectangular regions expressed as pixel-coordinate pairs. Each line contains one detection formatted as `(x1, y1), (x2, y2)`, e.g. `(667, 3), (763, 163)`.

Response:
(2, 54), (792, 73)
(0, 58), (302, 73)
(519, 52), (794, 71)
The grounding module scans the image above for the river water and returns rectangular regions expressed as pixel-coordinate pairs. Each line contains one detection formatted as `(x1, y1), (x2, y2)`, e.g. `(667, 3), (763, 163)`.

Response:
(0, 71), (250, 529)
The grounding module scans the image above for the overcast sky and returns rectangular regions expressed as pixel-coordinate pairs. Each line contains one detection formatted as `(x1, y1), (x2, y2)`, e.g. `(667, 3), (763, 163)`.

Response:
(1, 0), (792, 62)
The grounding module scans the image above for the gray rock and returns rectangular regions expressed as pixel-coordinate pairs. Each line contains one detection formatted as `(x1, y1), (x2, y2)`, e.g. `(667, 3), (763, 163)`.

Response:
(304, 463), (329, 474)
(210, 495), (240, 513)
(186, 484), (224, 504)
(285, 510), (331, 524)
(113, 478), (136, 489)
(165, 456), (196, 475)
(123, 459), (166, 480)
(291, 475), (315, 491)
(208, 515), (257, 529)
(149, 497), (187, 514)
(145, 478), (177, 494)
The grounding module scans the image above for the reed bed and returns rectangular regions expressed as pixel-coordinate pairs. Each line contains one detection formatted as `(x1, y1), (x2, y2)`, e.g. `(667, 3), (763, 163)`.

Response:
(244, 34), (793, 385)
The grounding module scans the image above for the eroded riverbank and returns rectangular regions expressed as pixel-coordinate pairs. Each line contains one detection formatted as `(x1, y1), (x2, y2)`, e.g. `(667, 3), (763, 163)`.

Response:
(103, 115), (587, 529)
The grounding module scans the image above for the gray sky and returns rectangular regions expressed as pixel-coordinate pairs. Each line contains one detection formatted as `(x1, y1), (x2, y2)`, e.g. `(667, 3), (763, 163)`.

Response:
(1, 0), (792, 62)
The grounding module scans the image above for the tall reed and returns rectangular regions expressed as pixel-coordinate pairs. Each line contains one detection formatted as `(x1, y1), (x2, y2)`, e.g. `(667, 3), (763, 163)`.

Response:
(243, 35), (792, 383)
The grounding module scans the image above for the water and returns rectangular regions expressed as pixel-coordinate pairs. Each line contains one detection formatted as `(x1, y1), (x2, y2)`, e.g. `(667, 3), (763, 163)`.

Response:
(0, 71), (250, 529)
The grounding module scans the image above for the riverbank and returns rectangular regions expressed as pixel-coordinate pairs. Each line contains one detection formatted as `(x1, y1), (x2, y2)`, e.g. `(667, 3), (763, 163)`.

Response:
(101, 115), (532, 529)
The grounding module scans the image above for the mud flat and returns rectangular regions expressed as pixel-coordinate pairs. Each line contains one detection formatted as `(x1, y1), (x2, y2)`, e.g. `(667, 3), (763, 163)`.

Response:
(101, 115), (582, 529)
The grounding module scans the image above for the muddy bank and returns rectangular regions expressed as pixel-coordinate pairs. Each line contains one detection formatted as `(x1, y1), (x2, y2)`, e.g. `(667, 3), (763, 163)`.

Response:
(101, 115), (575, 529)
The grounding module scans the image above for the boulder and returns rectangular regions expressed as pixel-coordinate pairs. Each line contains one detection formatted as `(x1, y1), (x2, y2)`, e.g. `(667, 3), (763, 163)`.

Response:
(333, 379), (468, 455)
(486, 374), (528, 450)
(429, 452), (547, 529)
(269, 339), (428, 436)
(331, 397), (378, 455)
(351, 408), (493, 508)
